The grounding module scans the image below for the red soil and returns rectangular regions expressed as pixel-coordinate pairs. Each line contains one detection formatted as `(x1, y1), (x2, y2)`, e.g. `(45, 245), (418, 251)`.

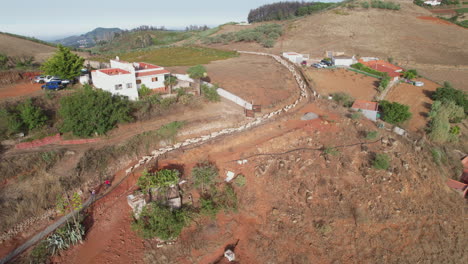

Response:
(0, 82), (43, 99)
(417, 16), (454, 26)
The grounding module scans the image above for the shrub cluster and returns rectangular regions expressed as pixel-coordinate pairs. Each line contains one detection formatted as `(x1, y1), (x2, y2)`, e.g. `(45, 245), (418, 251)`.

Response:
(432, 82), (468, 114)
(373, 153), (390, 170)
(331, 92), (355, 107)
(427, 99), (465, 143)
(0, 99), (48, 137)
(201, 83), (221, 102)
(379, 100), (412, 124)
(203, 24), (283, 48)
(351, 63), (387, 77)
(370, 0), (401, 10)
(297, 3), (336, 16)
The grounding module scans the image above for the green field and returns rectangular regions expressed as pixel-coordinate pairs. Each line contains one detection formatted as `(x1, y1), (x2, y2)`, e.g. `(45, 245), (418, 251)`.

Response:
(456, 8), (468, 13)
(94, 46), (238, 66)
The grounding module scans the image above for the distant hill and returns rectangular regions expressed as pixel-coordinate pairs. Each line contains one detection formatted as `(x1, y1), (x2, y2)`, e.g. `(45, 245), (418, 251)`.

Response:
(54, 27), (123, 48)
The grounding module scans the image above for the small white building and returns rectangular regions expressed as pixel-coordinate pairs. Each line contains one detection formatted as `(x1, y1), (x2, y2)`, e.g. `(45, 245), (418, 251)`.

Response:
(423, 0), (441, 6)
(91, 57), (170, 100)
(352, 100), (379, 122)
(282, 52), (310, 64)
(332, 55), (356, 67)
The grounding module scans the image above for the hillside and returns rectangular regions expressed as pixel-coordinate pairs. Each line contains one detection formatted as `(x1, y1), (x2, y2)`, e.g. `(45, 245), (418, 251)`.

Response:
(54, 27), (123, 48)
(0, 33), (57, 62)
(205, 0), (468, 90)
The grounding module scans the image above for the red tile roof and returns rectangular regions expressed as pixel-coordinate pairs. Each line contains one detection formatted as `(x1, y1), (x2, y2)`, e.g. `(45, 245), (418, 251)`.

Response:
(446, 179), (467, 190)
(135, 69), (170, 77)
(137, 62), (160, 69)
(98, 68), (131, 76)
(352, 100), (378, 111)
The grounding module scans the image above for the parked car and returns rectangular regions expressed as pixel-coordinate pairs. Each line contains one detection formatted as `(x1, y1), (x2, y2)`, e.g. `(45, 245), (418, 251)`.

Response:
(312, 63), (325, 68)
(320, 60), (333, 66)
(319, 62), (329, 68)
(35, 75), (57, 83)
(49, 78), (71, 85)
(413, 81), (424, 87)
(41, 81), (64, 90)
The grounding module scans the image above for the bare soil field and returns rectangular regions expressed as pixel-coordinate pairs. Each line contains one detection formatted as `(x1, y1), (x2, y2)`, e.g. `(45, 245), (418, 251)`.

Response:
(169, 54), (298, 110)
(206, 2), (468, 88)
(48, 100), (466, 264)
(417, 16), (455, 25)
(386, 78), (440, 132)
(304, 68), (379, 100)
(0, 82), (43, 100)
(0, 33), (89, 62)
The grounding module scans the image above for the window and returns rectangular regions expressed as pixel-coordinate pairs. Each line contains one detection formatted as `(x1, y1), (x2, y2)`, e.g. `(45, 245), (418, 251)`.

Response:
(126, 83), (133, 89)
(151, 77), (158, 82)
(136, 80), (142, 84)
(115, 84), (123, 90)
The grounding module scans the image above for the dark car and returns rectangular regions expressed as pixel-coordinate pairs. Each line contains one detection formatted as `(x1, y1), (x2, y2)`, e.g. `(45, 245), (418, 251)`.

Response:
(320, 60), (333, 66)
(41, 81), (64, 90)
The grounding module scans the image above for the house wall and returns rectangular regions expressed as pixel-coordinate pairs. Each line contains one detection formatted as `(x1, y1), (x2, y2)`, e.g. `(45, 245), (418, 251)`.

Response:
(110, 60), (135, 73)
(136, 74), (167, 90)
(91, 71), (139, 100)
(352, 108), (378, 121)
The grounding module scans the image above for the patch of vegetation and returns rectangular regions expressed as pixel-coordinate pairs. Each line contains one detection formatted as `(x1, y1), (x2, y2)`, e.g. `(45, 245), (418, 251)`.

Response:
(0, 99), (48, 137)
(247, 2), (336, 22)
(132, 203), (191, 240)
(331, 92), (355, 107)
(365, 131), (379, 140)
(379, 100), (412, 124)
(95, 46), (238, 67)
(427, 100), (465, 143)
(361, 1), (370, 8)
(402, 69), (418, 80)
(156, 121), (185, 143)
(351, 112), (362, 120)
(234, 174), (246, 187)
(203, 24), (283, 48)
(192, 161), (218, 194)
(370, 0), (401, 10)
(372, 153), (390, 170)
(59, 85), (133, 137)
(46, 217), (85, 255)
(431, 147), (448, 165)
(379, 74), (391, 91)
(350, 63), (387, 77)
(323, 146), (340, 156)
(432, 82), (468, 114)
(138, 84), (152, 98)
(137, 169), (180, 193)
(201, 83), (221, 102)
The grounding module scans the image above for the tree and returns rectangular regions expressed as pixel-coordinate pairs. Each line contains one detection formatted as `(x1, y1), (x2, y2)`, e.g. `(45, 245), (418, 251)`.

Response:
(201, 83), (220, 102)
(192, 162), (218, 194)
(164, 75), (178, 94)
(138, 84), (151, 98)
(372, 153), (390, 170)
(59, 85), (132, 137)
(379, 100), (412, 124)
(17, 99), (48, 131)
(402, 69), (418, 80)
(41, 45), (84, 80)
(187, 65), (207, 95)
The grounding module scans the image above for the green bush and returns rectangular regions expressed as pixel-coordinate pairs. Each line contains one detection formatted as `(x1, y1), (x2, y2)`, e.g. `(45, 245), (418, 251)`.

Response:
(431, 148), (447, 165)
(361, 1), (370, 8)
(323, 146), (340, 156)
(204, 24), (283, 48)
(200, 197), (219, 217)
(192, 161), (218, 193)
(235, 174), (246, 187)
(402, 69), (418, 80)
(428, 100), (465, 142)
(365, 131), (379, 140)
(59, 85), (133, 137)
(46, 218), (85, 255)
(379, 74), (391, 90)
(379, 100), (412, 124)
(137, 169), (180, 193)
(331, 92), (355, 107)
(17, 99), (48, 131)
(132, 203), (190, 240)
(201, 83), (220, 102)
(156, 121), (184, 142)
(413, 0), (424, 6)
(138, 84), (152, 98)
(372, 153), (390, 170)
(351, 112), (361, 120)
(432, 82), (468, 114)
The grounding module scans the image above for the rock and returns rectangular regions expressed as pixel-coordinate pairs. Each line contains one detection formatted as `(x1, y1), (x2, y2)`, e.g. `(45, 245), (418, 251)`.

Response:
(65, 150), (76, 155)
(381, 138), (389, 145)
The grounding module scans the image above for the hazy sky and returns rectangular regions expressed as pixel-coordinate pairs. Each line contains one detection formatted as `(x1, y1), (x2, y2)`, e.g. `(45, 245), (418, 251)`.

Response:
(0, 0), (338, 40)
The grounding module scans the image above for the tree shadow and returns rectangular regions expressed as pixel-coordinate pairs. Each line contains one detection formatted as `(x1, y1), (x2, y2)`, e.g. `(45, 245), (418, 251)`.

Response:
(422, 102), (432, 110)
(419, 111), (429, 118)
(422, 89), (434, 99)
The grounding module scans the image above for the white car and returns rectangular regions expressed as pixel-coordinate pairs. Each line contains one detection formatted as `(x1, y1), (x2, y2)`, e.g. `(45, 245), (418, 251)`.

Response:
(49, 78), (71, 85)
(35, 75), (58, 83)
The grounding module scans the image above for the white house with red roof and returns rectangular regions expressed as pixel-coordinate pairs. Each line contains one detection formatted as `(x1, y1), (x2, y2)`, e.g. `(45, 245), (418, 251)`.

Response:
(352, 100), (379, 121)
(91, 57), (170, 100)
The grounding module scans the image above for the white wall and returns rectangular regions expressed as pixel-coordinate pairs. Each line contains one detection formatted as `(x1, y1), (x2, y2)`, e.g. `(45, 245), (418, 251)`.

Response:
(333, 58), (354, 66)
(91, 71), (139, 100)
(352, 108), (378, 121)
(110, 60), (135, 73)
(136, 74), (167, 90)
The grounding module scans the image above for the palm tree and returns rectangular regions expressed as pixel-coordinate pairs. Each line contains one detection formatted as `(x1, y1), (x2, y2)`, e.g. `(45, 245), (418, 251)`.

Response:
(187, 65), (207, 95)
(164, 75), (178, 94)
